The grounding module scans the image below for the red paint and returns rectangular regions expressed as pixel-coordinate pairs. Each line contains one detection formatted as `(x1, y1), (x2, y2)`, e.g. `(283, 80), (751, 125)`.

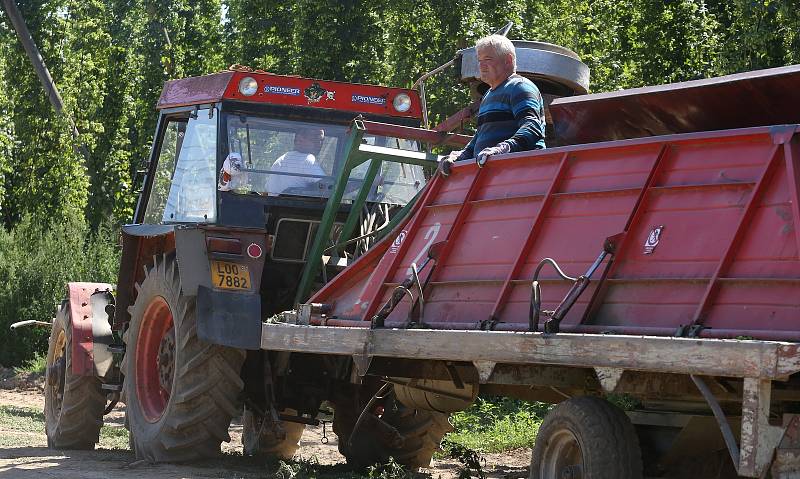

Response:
(157, 71), (423, 120)
(311, 125), (800, 341)
(136, 296), (174, 423)
(68, 282), (114, 376)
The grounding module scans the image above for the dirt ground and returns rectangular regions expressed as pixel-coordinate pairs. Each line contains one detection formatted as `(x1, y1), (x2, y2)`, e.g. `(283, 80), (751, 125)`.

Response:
(0, 387), (531, 479)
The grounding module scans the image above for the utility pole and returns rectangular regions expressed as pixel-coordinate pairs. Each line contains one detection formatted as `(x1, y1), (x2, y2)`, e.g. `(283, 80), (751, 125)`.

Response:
(0, 0), (92, 169)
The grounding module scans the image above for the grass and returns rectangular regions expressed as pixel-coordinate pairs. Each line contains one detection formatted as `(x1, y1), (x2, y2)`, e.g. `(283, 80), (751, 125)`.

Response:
(443, 397), (552, 454)
(13, 352), (47, 375)
(0, 404), (129, 450)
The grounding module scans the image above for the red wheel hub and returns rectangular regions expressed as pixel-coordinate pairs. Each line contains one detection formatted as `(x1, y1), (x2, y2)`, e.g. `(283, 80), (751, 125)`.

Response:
(136, 296), (175, 423)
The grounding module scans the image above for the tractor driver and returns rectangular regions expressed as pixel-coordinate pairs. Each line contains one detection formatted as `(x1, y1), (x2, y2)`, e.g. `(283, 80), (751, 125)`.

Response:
(266, 127), (327, 195)
(440, 34), (546, 175)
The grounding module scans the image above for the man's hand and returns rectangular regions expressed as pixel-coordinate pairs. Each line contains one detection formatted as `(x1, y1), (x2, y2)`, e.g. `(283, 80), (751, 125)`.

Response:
(476, 142), (511, 167)
(438, 150), (462, 177)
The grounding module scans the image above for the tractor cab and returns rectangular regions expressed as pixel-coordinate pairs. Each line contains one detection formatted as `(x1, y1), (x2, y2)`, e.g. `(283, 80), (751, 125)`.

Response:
(114, 68), (457, 343)
(138, 70), (426, 228)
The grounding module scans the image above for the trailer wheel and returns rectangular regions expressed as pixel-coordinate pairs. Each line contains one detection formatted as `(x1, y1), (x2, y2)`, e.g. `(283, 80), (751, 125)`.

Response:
(530, 396), (642, 479)
(122, 254), (246, 462)
(44, 300), (105, 449)
(242, 407), (305, 459)
(334, 388), (452, 469)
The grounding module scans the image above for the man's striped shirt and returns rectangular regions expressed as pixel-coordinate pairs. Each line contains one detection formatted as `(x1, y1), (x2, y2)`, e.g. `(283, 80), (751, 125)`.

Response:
(458, 74), (546, 161)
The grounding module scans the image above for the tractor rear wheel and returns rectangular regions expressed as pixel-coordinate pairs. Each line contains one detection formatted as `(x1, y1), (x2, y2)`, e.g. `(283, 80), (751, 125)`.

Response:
(44, 300), (105, 449)
(242, 406), (305, 459)
(334, 387), (452, 469)
(530, 396), (643, 479)
(122, 254), (246, 462)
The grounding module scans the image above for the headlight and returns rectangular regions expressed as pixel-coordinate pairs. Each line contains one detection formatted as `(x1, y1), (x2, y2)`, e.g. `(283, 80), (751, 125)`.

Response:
(393, 93), (412, 112)
(238, 76), (258, 96)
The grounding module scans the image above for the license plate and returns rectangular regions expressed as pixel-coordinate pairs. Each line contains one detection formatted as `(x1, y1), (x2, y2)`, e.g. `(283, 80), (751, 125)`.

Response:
(210, 261), (251, 290)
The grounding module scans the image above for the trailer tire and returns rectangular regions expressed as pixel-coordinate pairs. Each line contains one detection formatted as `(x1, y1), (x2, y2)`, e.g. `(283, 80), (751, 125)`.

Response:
(122, 254), (246, 462)
(334, 389), (452, 469)
(242, 407), (305, 459)
(530, 396), (642, 479)
(44, 301), (105, 449)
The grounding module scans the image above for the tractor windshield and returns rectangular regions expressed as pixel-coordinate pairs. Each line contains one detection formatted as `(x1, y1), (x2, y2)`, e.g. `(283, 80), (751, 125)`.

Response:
(143, 112), (218, 224)
(225, 115), (426, 205)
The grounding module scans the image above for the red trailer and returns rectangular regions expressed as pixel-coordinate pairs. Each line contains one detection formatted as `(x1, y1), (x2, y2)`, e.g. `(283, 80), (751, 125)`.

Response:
(262, 65), (800, 478)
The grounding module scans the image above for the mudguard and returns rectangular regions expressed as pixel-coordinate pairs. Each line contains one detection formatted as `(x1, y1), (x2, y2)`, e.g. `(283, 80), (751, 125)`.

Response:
(196, 285), (262, 350)
(66, 282), (115, 377)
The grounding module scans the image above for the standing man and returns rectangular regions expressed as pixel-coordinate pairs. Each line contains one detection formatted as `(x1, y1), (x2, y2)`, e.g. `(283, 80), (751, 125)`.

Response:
(442, 35), (546, 174)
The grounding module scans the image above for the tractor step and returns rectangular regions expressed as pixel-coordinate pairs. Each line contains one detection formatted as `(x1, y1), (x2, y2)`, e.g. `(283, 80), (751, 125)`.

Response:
(101, 383), (122, 392)
(107, 344), (125, 354)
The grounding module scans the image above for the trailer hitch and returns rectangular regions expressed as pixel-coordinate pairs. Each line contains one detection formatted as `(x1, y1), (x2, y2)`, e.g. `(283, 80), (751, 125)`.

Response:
(530, 233), (624, 333)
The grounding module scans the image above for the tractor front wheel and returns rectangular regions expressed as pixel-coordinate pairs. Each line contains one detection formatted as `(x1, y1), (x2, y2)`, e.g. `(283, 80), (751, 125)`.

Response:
(44, 300), (105, 449)
(123, 254), (246, 462)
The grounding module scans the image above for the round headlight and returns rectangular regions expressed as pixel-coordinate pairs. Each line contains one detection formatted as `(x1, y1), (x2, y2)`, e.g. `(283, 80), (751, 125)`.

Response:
(238, 76), (258, 96)
(393, 93), (412, 112)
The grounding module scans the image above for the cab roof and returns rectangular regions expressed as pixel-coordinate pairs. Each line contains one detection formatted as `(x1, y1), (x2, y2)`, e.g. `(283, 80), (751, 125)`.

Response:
(156, 70), (422, 120)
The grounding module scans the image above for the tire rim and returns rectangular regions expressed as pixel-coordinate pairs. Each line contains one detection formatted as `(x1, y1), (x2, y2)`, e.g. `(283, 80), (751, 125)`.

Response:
(538, 428), (584, 479)
(136, 296), (175, 423)
(47, 330), (67, 419)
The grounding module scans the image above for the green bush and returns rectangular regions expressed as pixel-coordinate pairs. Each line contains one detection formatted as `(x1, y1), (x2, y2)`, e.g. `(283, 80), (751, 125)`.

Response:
(445, 397), (552, 453)
(0, 217), (120, 367)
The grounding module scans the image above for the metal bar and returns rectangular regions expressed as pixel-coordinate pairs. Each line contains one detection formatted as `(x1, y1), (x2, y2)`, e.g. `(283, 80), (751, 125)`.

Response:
(295, 122), (367, 304)
(580, 144), (672, 324)
(690, 375), (741, 469)
(337, 159), (382, 254)
(488, 153), (570, 321)
(356, 144), (439, 168)
(782, 135), (800, 258)
(359, 175), (448, 321)
(359, 120), (471, 147)
(417, 165), (488, 290)
(260, 323), (800, 380)
(688, 144), (783, 328)
(433, 100), (481, 133)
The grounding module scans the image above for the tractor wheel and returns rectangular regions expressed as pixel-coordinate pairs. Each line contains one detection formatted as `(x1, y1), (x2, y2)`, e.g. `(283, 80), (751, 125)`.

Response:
(242, 406), (305, 459)
(44, 300), (106, 449)
(530, 396), (643, 479)
(334, 388), (452, 470)
(122, 253), (246, 462)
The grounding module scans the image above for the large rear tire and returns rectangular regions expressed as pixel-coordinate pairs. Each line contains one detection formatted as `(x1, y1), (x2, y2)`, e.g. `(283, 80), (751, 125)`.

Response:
(530, 396), (643, 479)
(334, 387), (452, 469)
(122, 254), (246, 462)
(242, 407), (305, 459)
(44, 301), (105, 449)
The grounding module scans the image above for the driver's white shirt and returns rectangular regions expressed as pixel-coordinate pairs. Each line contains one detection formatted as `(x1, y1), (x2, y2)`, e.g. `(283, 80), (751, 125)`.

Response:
(267, 150), (326, 195)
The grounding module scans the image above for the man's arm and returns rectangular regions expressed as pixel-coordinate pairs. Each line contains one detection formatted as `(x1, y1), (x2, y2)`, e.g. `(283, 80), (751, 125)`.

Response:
(455, 134), (477, 162)
(503, 81), (546, 152)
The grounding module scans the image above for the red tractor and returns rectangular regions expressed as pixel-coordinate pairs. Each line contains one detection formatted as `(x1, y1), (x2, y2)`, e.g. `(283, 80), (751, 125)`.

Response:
(41, 66), (466, 465)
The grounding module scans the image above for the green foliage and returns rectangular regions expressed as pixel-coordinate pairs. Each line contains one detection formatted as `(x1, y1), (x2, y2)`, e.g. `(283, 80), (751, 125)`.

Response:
(13, 351), (46, 375)
(446, 397), (551, 453)
(0, 217), (120, 367)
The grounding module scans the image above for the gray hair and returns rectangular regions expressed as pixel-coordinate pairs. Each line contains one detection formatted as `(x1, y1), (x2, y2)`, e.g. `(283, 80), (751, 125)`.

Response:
(475, 35), (517, 72)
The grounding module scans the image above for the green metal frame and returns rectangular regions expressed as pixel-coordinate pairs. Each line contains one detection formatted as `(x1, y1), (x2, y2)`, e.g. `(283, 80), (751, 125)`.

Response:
(294, 119), (440, 305)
